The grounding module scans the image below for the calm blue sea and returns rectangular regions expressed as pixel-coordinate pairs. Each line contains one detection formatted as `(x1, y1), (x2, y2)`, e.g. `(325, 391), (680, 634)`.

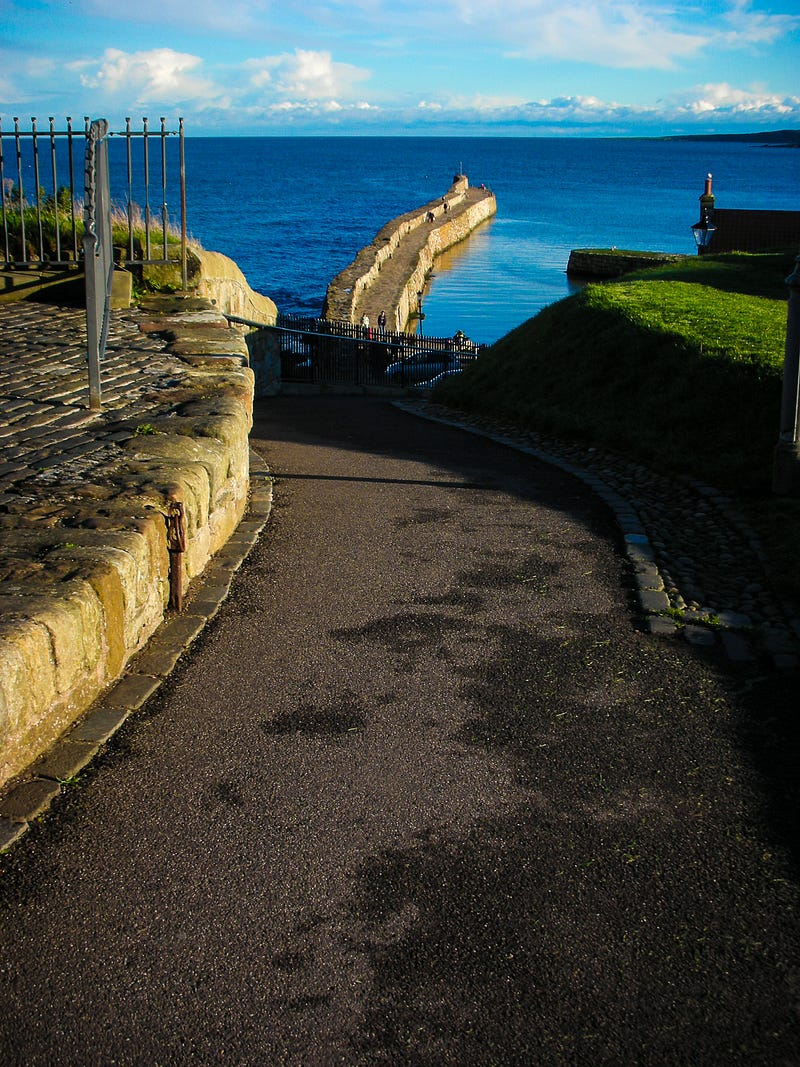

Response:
(142, 136), (799, 343)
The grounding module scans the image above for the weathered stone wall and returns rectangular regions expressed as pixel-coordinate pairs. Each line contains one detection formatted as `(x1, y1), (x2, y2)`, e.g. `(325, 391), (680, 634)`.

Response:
(392, 194), (496, 332)
(0, 295), (256, 791)
(567, 249), (689, 278)
(323, 176), (495, 327)
(141, 248), (278, 325)
(193, 250), (278, 324)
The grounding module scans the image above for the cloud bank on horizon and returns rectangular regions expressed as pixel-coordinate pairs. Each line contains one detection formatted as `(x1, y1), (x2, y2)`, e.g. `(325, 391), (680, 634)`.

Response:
(1, 0), (798, 135)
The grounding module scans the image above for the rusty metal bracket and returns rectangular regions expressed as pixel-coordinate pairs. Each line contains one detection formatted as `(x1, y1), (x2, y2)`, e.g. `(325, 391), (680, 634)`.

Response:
(165, 498), (187, 611)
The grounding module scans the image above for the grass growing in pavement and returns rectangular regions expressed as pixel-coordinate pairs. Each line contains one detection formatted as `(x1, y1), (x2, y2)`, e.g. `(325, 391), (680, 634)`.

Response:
(433, 250), (800, 599)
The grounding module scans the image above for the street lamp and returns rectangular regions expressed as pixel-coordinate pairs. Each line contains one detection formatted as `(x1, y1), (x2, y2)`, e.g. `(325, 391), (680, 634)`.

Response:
(417, 289), (425, 336)
(691, 173), (716, 254)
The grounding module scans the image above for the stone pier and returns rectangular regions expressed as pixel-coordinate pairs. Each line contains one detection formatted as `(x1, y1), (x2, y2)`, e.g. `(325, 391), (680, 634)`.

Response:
(323, 175), (497, 332)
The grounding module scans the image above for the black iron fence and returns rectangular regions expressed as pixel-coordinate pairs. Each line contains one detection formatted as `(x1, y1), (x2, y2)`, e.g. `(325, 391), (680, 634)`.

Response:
(0, 115), (186, 275)
(246, 313), (486, 389)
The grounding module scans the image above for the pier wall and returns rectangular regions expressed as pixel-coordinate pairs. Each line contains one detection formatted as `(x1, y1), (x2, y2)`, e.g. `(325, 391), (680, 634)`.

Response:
(323, 177), (496, 328)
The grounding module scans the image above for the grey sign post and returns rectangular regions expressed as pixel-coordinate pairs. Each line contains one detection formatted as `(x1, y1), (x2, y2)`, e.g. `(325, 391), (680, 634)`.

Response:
(83, 118), (113, 411)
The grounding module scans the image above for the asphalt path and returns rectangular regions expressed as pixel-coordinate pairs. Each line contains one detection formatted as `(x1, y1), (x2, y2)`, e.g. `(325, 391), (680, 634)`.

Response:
(1, 396), (798, 1065)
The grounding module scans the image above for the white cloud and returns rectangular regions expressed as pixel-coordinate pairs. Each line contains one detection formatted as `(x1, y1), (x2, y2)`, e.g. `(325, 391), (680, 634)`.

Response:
(452, 0), (708, 69)
(404, 84), (800, 132)
(449, 0), (798, 71)
(666, 82), (800, 118)
(244, 50), (369, 101)
(73, 48), (225, 106)
(717, 0), (800, 48)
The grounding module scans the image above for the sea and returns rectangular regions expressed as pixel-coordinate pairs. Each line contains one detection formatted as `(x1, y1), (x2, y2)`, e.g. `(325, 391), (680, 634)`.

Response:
(134, 136), (799, 343)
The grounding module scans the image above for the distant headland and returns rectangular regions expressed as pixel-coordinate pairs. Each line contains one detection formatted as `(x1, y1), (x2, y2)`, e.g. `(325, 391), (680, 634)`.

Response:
(659, 129), (800, 146)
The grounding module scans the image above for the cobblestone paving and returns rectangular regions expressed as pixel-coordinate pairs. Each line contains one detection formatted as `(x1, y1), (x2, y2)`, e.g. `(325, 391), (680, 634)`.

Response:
(405, 400), (800, 671)
(0, 301), (179, 517)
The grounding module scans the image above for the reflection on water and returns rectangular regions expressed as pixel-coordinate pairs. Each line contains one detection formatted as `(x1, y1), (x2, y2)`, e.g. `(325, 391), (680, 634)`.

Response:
(422, 216), (581, 344)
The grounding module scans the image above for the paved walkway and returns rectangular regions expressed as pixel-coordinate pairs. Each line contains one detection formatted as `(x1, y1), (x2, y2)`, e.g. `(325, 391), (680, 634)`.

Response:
(408, 402), (800, 669)
(0, 394), (797, 1064)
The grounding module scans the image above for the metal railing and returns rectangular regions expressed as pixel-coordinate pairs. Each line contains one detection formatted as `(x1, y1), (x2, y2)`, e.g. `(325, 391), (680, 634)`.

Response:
(1, 116), (83, 266)
(2, 114), (187, 409)
(242, 313), (486, 390)
(1, 115), (186, 278)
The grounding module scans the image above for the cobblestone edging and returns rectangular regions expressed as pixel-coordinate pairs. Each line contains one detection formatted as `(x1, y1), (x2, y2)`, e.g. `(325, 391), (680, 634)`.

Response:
(0, 452), (273, 853)
(395, 400), (800, 672)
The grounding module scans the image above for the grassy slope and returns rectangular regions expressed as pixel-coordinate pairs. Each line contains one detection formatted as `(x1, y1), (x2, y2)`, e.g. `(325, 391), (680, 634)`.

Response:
(433, 250), (800, 594)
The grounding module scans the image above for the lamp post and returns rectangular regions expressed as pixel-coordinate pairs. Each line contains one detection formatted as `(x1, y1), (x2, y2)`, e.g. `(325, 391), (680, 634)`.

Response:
(773, 254), (800, 495)
(691, 173), (716, 254)
(417, 289), (425, 336)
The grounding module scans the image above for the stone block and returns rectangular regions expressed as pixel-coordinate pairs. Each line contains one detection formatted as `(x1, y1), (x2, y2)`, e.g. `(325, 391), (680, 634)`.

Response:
(110, 269), (133, 310)
(684, 625), (716, 647)
(34, 738), (100, 782)
(0, 777), (61, 821)
(69, 704), (131, 743)
(637, 588), (670, 613)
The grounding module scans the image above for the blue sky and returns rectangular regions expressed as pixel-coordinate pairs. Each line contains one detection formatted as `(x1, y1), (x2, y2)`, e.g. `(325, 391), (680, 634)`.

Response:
(1, 0), (799, 135)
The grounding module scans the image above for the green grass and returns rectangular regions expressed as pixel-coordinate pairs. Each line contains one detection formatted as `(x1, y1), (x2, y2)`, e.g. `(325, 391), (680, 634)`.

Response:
(2, 194), (192, 263)
(433, 250), (800, 598)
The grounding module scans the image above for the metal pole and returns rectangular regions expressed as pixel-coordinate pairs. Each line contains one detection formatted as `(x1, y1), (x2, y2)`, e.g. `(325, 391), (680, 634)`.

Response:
(31, 117), (44, 261)
(142, 116), (151, 261)
(66, 117), (78, 261)
(49, 117), (61, 262)
(0, 117), (9, 264)
(125, 117), (134, 264)
(773, 254), (800, 495)
(160, 116), (168, 260)
(14, 118), (25, 260)
(180, 117), (187, 290)
(84, 118), (110, 411)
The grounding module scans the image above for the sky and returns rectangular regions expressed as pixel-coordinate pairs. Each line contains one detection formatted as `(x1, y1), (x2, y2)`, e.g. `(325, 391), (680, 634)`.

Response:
(1, 0), (799, 136)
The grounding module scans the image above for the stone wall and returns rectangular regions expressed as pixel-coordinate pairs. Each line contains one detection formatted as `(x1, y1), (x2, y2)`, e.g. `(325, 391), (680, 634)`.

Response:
(193, 250), (278, 324)
(0, 291), (256, 791)
(392, 194), (496, 332)
(567, 249), (690, 278)
(142, 248), (278, 325)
